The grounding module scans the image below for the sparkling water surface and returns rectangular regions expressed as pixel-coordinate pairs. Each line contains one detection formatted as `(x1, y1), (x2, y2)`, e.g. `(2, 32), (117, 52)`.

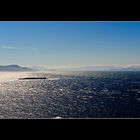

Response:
(0, 71), (140, 118)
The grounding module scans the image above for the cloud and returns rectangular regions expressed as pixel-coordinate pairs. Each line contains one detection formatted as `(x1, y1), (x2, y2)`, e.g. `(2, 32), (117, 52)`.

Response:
(52, 64), (140, 71)
(0, 45), (38, 52)
(122, 64), (140, 68)
(0, 45), (16, 49)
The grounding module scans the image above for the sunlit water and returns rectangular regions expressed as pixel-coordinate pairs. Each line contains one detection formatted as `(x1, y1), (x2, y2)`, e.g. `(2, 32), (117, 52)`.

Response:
(0, 71), (140, 118)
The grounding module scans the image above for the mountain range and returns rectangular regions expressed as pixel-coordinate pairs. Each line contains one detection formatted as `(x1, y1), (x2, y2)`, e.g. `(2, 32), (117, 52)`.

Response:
(0, 65), (33, 71)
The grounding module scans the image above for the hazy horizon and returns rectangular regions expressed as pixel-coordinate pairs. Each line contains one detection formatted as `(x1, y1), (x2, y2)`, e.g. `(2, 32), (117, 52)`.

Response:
(0, 21), (140, 69)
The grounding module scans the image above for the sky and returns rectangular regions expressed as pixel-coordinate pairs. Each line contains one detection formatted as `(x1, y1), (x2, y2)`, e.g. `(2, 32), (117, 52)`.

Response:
(0, 21), (140, 69)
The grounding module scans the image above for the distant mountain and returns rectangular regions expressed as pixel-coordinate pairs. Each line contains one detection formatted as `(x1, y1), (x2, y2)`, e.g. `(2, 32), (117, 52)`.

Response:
(0, 65), (33, 71)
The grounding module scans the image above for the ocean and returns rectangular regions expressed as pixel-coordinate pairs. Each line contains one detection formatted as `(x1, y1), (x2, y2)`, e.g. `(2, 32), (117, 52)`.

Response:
(0, 71), (140, 118)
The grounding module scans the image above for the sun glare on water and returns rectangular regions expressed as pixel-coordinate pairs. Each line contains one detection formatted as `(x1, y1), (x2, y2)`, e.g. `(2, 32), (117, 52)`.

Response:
(0, 72), (30, 82)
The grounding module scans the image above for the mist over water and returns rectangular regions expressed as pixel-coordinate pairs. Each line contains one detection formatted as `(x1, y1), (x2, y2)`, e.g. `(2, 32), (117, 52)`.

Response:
(0, 71), (140, 118)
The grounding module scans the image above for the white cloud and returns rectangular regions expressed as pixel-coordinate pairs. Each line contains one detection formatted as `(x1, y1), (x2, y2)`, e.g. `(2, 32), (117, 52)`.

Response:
(0, 45), (38, 52)
(0, 45), (16, 49)
(122, 64), (140, 68)
(49, 64), (140, 70)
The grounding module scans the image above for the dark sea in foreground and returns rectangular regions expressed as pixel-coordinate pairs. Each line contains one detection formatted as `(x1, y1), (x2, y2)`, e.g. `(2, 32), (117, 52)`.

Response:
(0, 71), (140, 118)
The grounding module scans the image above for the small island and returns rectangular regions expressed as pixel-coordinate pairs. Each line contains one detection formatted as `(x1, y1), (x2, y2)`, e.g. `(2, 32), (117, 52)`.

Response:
(19, 77), (47, 80)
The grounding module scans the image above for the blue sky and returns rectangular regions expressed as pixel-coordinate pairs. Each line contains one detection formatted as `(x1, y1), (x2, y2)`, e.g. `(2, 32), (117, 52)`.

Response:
(0, 21), (140, 68)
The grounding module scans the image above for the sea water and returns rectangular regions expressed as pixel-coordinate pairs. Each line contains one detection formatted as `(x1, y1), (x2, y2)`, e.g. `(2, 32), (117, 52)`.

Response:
(0, 71), (140, 118)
